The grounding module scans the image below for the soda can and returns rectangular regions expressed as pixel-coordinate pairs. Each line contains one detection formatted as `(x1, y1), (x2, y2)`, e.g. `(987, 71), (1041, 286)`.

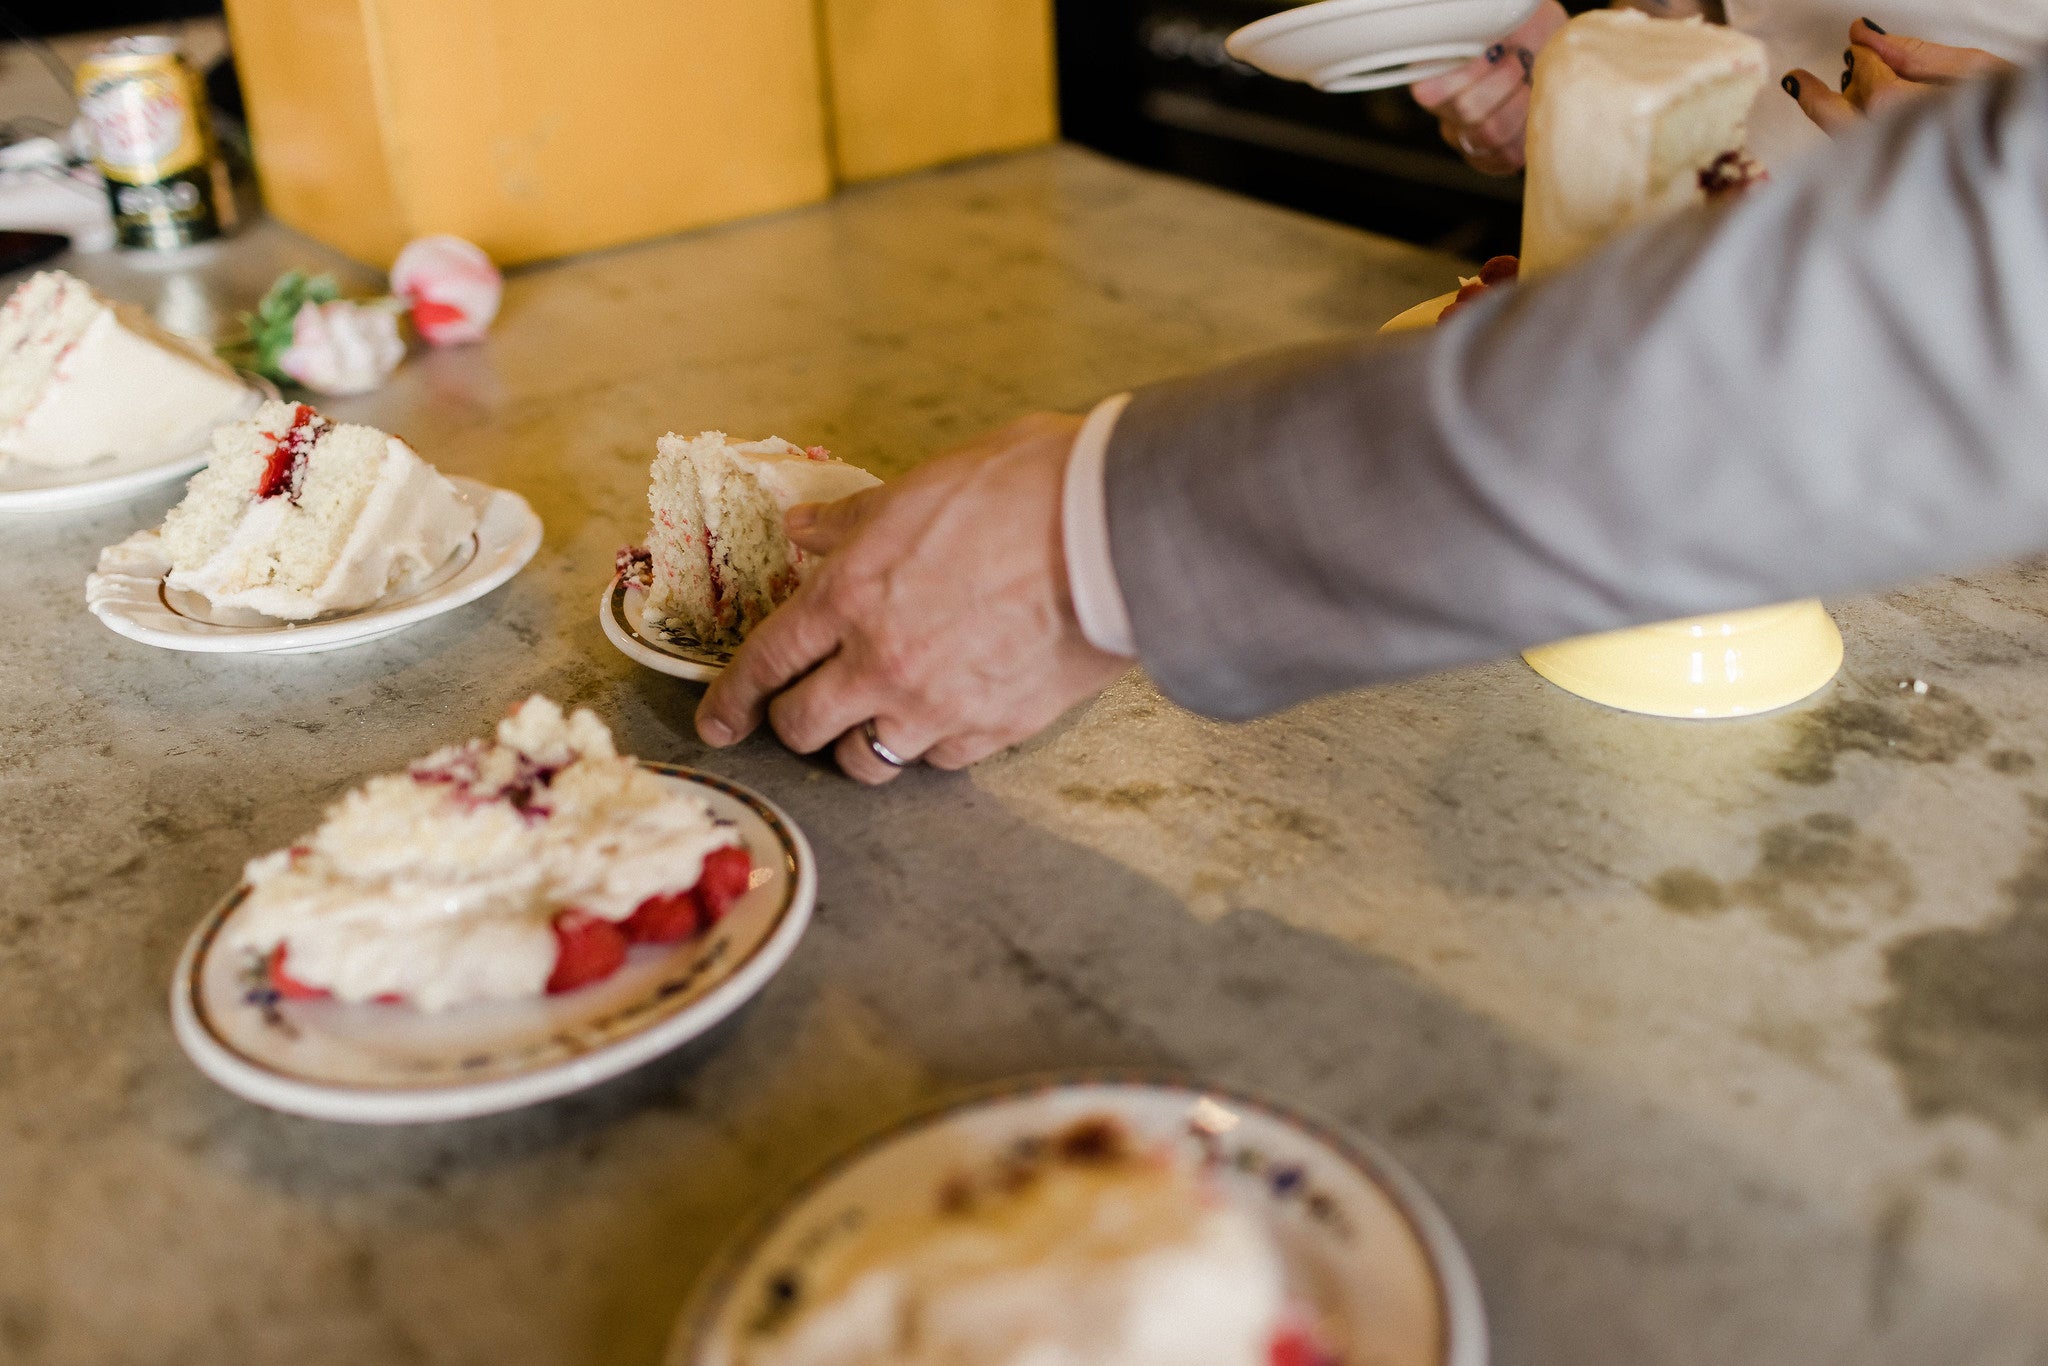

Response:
(76, 36), (236, 250)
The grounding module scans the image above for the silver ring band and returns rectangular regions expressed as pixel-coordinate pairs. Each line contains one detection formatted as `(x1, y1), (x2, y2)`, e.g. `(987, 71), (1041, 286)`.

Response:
(862, 719), (909, 768)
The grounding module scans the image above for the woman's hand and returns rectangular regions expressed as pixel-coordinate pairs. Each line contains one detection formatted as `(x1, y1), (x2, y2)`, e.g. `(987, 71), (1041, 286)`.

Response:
(1409, 0), (1568, 175)
(1784, 18), (2015, 134)
(694, 414), (1133, 784)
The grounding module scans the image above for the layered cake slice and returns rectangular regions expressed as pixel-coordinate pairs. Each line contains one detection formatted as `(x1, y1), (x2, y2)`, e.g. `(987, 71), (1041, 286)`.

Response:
(159, 399), (476, 619)
(742, 1116), (1293, 1366)
(641, 432), (881, 645)
(227, 697), (754, 1013)
(1520, 12), (1768, 277)
(0, 269), (252, 469)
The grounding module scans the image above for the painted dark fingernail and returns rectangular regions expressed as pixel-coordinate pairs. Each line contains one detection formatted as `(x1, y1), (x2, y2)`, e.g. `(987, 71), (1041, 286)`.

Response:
(1861, 17), (1887, 34)
(1485, 42), (1505, 62)
(1782, 73), (1801, 98)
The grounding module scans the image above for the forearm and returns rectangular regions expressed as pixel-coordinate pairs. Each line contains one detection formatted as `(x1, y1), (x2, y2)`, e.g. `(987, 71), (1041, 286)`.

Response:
(1106, 63), (2048, 719)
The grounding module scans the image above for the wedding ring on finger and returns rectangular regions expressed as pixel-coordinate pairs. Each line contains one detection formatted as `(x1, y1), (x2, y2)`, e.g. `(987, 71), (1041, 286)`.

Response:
(862, 719), (910, 769)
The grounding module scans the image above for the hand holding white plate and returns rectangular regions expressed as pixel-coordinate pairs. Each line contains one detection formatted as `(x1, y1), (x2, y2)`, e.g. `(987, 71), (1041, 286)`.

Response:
(1228, 0), (1542, 93)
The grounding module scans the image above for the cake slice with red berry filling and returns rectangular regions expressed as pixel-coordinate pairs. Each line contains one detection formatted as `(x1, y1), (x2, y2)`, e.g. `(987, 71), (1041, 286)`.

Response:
(227, 697), (753, 1012)
(158, 398), (475, 620)
(641, 432), (880, 646)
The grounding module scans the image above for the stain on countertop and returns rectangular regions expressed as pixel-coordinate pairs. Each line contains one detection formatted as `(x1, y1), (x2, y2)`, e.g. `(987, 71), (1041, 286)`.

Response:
(1873, 796), (2048, 1133)
(1648, 814), (1913, 949)
(1774, 688), (1991, 786)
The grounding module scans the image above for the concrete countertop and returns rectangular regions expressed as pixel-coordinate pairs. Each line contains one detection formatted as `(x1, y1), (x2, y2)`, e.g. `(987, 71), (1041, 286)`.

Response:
(3, 127), (2045, 1365)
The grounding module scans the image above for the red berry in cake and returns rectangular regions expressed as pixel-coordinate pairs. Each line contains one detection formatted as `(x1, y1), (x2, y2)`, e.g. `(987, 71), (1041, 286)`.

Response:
(621, 888), (702, 944)
(1477, 254), (1520, 286)
(267, 944), (331, 1001)
(1268, 1328), (1335, 1366)
(546, 908), (629, 993)
(254, 403), (327, 503)
(696, 845), (753, 923)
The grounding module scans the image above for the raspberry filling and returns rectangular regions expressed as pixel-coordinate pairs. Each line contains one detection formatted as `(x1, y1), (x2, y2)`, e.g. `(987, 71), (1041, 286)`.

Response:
(409, 743), (565, 823)
(255, 403), (328, 503)
(615, 544), (654, 589)
(1700, 150), (1768, 201)
(1437, 255), (1520, 322)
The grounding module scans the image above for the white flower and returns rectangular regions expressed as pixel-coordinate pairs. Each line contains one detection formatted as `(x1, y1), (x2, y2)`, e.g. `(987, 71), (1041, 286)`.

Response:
(390, 235), (502, 346)
(277, 299), (404, 396)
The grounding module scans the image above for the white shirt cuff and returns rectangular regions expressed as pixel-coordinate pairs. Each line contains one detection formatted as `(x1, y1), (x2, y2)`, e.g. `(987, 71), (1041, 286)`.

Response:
(1061, 392), (1137, 659)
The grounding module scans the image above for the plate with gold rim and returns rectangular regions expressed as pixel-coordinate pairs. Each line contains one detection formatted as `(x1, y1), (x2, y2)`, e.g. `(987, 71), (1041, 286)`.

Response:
(84, 477), (540, 654)
(667, 1077), (1486, 1366)
(601, 570), (734, 682)
(170, 763), (816, 1125)
(0, 374), (275, 512)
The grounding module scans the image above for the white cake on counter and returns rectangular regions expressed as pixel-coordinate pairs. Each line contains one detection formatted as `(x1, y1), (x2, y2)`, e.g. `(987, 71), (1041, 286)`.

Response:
(0, 269), (251, 469)
(642, 432), (881, 645)
(742, 1116), (1288, 1366)
(159, 399), (476, 620)
(227, 697), (751, 1013)
(1521, 12), (1768, 277)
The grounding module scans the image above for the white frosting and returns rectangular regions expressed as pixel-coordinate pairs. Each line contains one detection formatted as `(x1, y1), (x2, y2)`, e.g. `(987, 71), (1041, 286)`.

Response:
(747, 1143), (1286, 1366)
(1521, 12), (1767, 277)
(0, 302), (249, 470)
(226, 698), (742, 1012)
(166, 432), (475, 620)
(728, 437), (885, 510)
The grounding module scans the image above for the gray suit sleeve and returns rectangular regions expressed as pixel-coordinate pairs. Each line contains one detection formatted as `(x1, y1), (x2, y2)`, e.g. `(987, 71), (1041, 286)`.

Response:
(1105, 62), (2048, 720)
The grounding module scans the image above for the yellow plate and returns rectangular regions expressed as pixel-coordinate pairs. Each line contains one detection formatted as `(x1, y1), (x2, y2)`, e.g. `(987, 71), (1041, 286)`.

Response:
(1382, 289), (1843, 718)
(1522, 600), (1843, 719)
(1380, 291), (1459, 333)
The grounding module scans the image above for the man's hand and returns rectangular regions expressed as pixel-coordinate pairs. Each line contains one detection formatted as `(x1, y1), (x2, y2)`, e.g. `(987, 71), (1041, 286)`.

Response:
(694, 413), (1134, 784)
(1785, 19), (2014, 135)
(1409, 0), (1568, 175)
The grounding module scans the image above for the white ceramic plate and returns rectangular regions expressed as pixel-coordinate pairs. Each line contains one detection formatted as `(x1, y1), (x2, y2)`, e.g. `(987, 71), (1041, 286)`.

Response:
(1227, 0), (1541, 92)
(84, 477), (542, 654)
(667, 1078), (1487, 1366)
(601, 571), (733, 682)
(0, 375), (276, 512)
(171, 764), (816, 1125)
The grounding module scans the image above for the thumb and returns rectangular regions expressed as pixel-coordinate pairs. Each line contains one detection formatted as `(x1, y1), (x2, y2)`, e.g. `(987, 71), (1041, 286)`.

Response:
(785, 486), (882, 555)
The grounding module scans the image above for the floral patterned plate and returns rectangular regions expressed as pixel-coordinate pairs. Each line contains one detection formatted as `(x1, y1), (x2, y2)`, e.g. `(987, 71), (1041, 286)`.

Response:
(600, 569), (734, 682)
(169, 764), (814, 1124)
(666, 1078), (1487, 1366)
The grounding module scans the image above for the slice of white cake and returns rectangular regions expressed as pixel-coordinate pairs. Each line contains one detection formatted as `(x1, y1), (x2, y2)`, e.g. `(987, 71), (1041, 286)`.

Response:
(160, 399), (476, 620)
(1521, 12), (1767, 278)
(226, 697), (751, 1012)
(642, 432), (881, 645)
(741, 1117), (1289, 1366)
(0, 269), (252, 469)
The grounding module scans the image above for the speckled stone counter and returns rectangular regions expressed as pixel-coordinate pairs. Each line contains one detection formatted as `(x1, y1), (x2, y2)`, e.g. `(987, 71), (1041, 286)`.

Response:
(5, 122), (2047, 1366)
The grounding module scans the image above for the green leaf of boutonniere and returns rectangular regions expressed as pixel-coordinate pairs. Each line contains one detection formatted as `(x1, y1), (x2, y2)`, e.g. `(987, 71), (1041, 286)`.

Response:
(218, 269), (340, 383)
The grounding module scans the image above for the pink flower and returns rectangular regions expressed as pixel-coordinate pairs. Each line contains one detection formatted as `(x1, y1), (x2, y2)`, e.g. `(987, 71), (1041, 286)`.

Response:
(276, 299), (404, 395)
(390, 235), (502, 346)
